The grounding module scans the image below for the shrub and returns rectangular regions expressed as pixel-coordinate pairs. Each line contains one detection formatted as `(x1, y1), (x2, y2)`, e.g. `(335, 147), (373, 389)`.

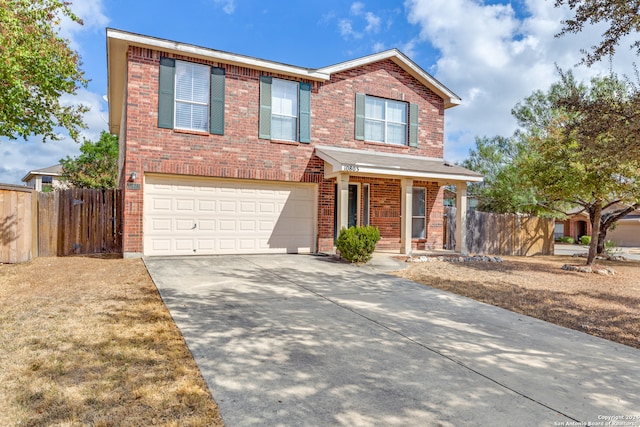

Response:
(604, 240), (620, 255)
(579, 235), (591, 245)
(556, 236), (574, 244)
(336, 225), (381, 264)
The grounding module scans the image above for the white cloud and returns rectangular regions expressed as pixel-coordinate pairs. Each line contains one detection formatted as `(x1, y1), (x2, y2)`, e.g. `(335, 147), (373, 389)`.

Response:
(212, 0), (235, 14)
(59, 0), (109, 50)
(404, 0), (639, 162)
(339, 2), (383, 41)
(339, 19), (362, 39)
(373, 42), (386, 52)
(365, 12), (381, 33)
(351, 2), (365, 16)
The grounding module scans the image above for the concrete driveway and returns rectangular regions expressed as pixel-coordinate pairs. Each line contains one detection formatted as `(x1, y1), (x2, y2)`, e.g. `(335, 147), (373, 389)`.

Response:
(145, 255), (640, 426)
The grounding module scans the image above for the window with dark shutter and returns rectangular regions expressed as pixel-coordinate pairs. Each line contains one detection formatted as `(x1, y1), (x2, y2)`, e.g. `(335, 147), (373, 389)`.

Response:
(157, 58), (225, 135)
(260, 76), (311, 143)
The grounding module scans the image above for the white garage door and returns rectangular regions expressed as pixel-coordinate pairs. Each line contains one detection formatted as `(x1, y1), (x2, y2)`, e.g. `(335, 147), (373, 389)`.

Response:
(144, 174), (316, 256)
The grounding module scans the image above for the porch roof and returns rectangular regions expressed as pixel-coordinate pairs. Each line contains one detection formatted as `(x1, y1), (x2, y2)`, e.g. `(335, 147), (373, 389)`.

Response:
(315, 146), (483, 183)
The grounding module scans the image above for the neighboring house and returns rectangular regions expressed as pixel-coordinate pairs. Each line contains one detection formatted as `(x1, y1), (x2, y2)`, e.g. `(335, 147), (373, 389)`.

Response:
(605, 210), (640, 246)
(21, 164), (66, 192)
(555, 208), (590, 241)
(106, 29), (482, 258)
(555, 206), (640, 246)
(443, 188), (478, 210)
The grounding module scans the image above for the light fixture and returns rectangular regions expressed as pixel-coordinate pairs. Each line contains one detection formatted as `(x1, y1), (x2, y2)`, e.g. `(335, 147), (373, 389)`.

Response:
(129, 172), (137, 182)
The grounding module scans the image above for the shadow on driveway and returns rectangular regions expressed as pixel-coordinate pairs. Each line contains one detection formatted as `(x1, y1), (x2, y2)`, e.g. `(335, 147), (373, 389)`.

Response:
(145, 254), (640, 426)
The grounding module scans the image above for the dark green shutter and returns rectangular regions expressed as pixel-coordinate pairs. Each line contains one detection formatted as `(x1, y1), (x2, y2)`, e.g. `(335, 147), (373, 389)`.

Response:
(409, 103), (418, 147)
(158, 57), (175, 129)
(210, 67), (225, 135)
(355, 93), (365, 140)
(299, 82), (311, 143)
(259, 76), (272, 139)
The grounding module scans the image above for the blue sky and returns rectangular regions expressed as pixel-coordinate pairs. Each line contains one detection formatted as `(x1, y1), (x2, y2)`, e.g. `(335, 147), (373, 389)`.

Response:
(1, 0), (636, 184)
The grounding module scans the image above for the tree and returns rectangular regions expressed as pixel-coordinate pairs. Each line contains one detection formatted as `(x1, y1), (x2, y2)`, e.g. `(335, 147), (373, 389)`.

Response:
(0, 0), (88, 142)
(515, 71), (640, 266)
(554, 0), (640, 66)
(60, 131), (118, 189)
(461, 136), (541, 215)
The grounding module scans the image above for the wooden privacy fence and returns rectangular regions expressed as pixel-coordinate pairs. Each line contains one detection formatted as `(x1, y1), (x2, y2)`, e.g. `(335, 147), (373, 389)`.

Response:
(445, 207), (554, 256)
(0, 187), (122, 263)
(39, 189), (122, 257)
(0, 185), (36, 263)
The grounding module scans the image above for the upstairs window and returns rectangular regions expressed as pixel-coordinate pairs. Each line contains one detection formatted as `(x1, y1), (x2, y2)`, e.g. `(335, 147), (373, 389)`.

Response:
(365, 96), (407, 145)
(271, 79), (299, 141)
(259, 76), (311, 143)
(355, 93), (418, 147)
(174, 61), (210, 132)
(158, 57), (225, 135)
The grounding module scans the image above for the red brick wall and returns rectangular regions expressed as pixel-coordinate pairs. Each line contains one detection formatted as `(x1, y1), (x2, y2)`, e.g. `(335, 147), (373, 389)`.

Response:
(121, 46), (447, 254)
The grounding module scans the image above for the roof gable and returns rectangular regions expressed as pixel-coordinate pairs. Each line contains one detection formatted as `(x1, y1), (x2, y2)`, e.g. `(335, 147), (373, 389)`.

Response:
(316, 49), (460, 109)
(21, 164), (63, 183)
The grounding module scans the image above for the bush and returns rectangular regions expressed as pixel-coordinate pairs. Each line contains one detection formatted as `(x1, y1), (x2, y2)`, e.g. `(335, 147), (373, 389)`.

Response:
(556, 236), (574, 244)
(336, 225), (381, 264)
(604, 239), (620, 255)
(579, 235), (591, 245)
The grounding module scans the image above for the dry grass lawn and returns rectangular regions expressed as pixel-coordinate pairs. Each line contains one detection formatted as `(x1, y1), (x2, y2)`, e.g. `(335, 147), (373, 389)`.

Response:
(0, 256), (223, 427)
(393, 255), (640, 349)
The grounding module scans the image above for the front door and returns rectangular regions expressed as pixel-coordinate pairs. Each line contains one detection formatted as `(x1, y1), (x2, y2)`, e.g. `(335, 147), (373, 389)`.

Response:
(334, 184), (358, 240)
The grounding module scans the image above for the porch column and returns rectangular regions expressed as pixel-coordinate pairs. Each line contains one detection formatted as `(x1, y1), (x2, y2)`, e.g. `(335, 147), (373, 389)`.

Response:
(336, 174), (350, 237)
(455, 182), (468, 254)
(400, 178), (413, 254)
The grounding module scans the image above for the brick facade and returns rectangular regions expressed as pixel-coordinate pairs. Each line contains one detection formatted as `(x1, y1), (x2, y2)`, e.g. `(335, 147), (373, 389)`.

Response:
(119, 45), (448, 254)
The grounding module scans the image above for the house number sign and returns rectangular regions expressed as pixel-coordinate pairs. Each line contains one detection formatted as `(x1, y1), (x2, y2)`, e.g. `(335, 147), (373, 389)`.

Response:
(342, 164), (359, 172)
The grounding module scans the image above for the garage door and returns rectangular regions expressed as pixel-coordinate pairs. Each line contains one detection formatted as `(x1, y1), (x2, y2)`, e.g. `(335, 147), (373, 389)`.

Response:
(144, 174), (316, 256)
(606, 220), (640, 247)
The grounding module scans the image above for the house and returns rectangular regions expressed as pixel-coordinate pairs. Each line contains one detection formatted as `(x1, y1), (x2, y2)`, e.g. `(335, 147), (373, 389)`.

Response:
(605, 209), (640, 246)
(21, 164), (66, 192)
(555, 206), (640, 246)
(443, 188), (478, 210)
(106, 29), (483, 258)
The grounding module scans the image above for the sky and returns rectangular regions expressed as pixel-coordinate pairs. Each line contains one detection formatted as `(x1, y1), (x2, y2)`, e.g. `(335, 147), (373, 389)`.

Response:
(1, 0), (637, 184)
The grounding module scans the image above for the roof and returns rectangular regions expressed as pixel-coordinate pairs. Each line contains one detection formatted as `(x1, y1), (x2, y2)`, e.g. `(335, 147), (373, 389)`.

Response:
(21, 164), (63, 183)
(314, 146), (483, 183)
(106, 28), (461, 135)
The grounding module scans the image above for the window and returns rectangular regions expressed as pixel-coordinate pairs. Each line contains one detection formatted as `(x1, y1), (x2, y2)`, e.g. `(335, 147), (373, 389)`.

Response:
(412, 187), (426, 239)
(158, 57), (225, 135)
(41, 175), (53, 192)
(259, 76), (311, 143)
(362, 184), (370, 226)
(271, 79), (298, 141)
(365, 96), (407, 145)
(355, 93), (418, 147)
(175, 61), (210, 132)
